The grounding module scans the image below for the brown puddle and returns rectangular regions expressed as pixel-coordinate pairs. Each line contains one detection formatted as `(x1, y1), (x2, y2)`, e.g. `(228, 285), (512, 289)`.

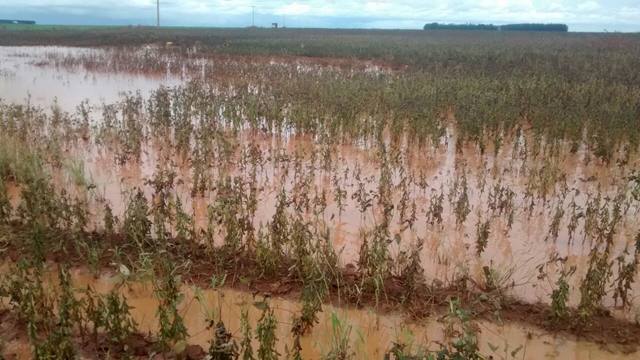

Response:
(2, 266), (637, 359)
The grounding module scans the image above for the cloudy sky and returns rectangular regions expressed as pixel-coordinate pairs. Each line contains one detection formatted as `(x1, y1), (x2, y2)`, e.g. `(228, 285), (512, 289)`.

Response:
(2, 0), (639, 32)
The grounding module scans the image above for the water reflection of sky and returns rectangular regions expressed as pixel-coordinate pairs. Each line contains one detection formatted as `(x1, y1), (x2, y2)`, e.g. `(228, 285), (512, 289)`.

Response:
(0, 46), (183, 112)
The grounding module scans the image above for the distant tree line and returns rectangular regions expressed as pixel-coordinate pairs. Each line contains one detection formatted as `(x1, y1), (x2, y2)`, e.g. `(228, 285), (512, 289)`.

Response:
(0, 19), (36, 25)
(423, 23), (498, 31)
(500, 23), (568, 32)
(423, 22), (568, 32)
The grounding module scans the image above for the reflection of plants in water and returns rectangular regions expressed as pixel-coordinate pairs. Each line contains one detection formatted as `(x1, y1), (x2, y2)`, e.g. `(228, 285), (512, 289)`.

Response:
(208, 320), (238, 360)
(352, 175), (373, 216)
(546, 199), (565, 242)
(426, 187), (444, 226)
(452, 170), (471, 227)
(487, 180), (515, 231)
(613, 231), (640, 308)
(630, 172), (640, 202)
(566, 195), (582, 243)
(333, 172), (347, 216)
(475, 216), (491, 256)
(103, 203), (116, 235)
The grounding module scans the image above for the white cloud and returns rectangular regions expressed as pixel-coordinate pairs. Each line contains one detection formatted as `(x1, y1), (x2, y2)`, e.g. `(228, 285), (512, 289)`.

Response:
(275, 3), (312, 15)
(2, 0), (639, 31)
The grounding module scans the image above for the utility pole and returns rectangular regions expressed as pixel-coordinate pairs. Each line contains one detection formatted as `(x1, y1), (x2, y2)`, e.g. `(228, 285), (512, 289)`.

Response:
(251, 6), (255, 27)
(156, 0), (160, 27)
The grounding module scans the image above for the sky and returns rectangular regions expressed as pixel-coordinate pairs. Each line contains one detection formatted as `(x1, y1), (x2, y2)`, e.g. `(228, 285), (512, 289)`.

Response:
(1, 0), (639, 32)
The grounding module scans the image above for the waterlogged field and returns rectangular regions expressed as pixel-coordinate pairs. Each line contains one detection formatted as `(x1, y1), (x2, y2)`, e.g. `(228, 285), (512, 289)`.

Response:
(0, 28), (640, 359)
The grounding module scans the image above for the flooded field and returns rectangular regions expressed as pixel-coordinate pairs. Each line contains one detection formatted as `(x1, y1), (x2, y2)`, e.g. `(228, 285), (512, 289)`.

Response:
(2, 266), (637, 360)
(0, 46), (183, 110)
(1, 39), (640, 359)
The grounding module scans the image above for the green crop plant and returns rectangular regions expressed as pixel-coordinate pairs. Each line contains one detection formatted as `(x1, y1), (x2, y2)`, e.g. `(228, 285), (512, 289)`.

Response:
(104, 290), (138, 347)
(154, 261), (188, 352)
(174, 195), (195, 241)
(322, 313), (354, 360)
(550, 262), (576, 323)
(83, 286), (106, 346)
(255, 300), (279, 360)
(357, 224), (391, 306)
(578, 243), (613, 322)
(239, 308), (255, 360)
(46, 265), (79, 359)
(439, 298), (483, 360)
(123, 188), (152, 251)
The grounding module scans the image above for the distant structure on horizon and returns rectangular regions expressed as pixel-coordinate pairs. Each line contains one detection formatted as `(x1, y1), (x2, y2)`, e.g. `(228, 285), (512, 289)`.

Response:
(423, 23), (568, 32)
(0, 19), (36, 25)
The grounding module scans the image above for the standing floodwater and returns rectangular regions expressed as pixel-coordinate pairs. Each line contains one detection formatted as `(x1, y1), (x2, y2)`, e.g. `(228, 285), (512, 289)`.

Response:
(1, 31), (640, 359)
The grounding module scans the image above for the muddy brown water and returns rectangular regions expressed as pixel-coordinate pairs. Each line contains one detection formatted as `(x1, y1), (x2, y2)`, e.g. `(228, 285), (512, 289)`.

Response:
(2, 266), (638, 359)
(1, 46), (640, 358)
(0, 46), (182, 110)
(68, 131), (640, 315)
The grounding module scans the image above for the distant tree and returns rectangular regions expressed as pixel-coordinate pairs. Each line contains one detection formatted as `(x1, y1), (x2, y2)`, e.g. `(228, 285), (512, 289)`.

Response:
(423, 22), (568, 32)
(499, 23), (568, 32)
(423, 23), (497, 31)
(0, 19), (36, 25)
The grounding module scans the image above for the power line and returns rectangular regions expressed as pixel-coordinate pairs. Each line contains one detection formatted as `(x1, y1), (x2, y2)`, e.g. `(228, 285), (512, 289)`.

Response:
(251, 5), (255, 27)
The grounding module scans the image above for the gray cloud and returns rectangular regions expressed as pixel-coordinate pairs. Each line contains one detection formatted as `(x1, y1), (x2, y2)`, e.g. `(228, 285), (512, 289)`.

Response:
(1, 0), (639, 31)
